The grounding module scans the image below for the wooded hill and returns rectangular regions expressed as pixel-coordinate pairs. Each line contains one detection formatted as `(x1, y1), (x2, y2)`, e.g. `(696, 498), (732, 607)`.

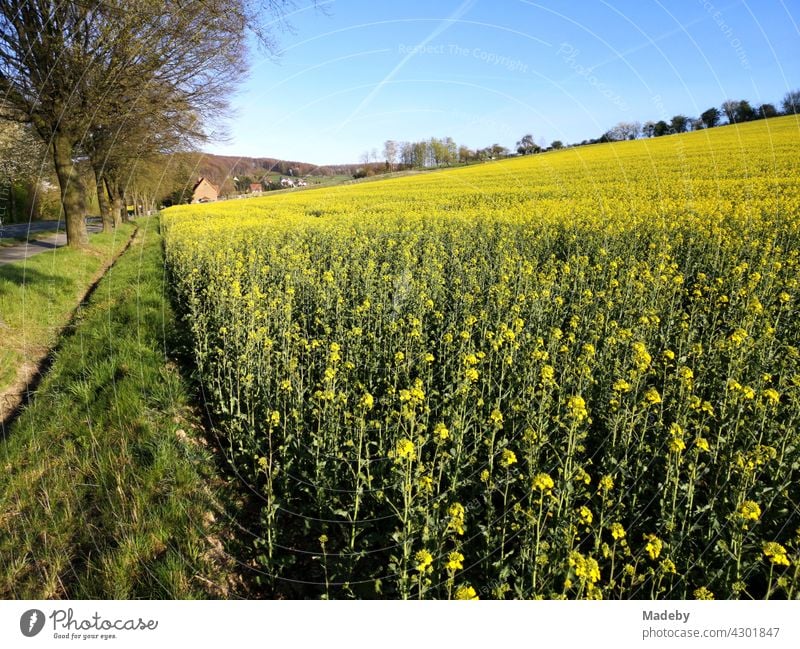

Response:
(190, 153), (366, 197)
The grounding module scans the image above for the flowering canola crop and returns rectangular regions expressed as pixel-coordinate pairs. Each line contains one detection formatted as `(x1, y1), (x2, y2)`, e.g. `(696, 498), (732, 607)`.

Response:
(163, 116), (800, 599)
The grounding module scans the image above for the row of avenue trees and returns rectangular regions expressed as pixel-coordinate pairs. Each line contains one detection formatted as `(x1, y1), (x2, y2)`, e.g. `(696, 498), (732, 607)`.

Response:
(0, 1), (295, 246)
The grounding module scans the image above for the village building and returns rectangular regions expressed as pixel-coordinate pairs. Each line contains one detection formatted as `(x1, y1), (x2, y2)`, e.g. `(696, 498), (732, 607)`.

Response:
(191, 177), (218, 203)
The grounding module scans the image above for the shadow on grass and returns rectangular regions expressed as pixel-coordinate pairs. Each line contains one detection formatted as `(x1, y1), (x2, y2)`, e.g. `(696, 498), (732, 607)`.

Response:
(0, 222), (238, 599)
(25, 239), (60, 250)
(0, 237), (135, 439)
(0, 263), (73, 289)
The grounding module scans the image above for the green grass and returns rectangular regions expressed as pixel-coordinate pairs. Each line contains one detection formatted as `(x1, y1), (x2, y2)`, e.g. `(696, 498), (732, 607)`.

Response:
(0, 224), (136, 394)
(0, 218), (231, 598)
(0, 236), (29, 247)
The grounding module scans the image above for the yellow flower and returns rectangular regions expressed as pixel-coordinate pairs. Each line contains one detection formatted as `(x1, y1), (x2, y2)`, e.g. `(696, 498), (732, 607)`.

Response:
(610, 522), (626, 541)
(599, 475), (614, 492)
(532, 472), (555, 493)
(574, 467), (591, 485)
(632, 341), (652, 371)
(489, 408), (504, 426)
(415, 549), (433, 573)
(695, 437), (710, 452)
(359, 392), (374, 410)
(269, 410), (281, 426)
(660, 559), (677, 574)
(447, 503), (466, 535)
(693, 586), (714, 600)
(445, 551), (464, 572)
(566, 395), (588, 422)
(668, 437), (686, 453)
(418, 475), (433, 493)
(409, 380), (425, 401)
(762, 542), (790, 567)
(729, 328), (748, 346)
(578, 505), (593, 525)
(454, 585), (479, 600)
(394, 438), (415, 462)
(569, 551), (601, 584)
(763, 388), (780, 405)
(500, 448), (517, 468)
(738, 500), (761, 521)
(644, 387), (662, 405)
(433, 422), (449, 441)
(667, 422), (685, 453)
(644, 534), (663, 560)
(613, 378), (632, 393)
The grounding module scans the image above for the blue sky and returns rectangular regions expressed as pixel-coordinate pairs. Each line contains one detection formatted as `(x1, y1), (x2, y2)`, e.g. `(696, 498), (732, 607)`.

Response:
(206, 0), (800, 165)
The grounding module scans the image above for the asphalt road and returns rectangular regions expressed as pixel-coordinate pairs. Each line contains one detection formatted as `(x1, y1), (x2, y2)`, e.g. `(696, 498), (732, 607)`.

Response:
(0, 220), (65, 240)
(0, 220), (104, 266)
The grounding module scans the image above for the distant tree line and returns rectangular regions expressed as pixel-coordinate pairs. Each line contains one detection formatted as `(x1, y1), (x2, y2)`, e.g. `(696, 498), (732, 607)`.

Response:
(582, 90), (800, 146)
(355, 138), (513, 178)
(362, 89), (800, 175)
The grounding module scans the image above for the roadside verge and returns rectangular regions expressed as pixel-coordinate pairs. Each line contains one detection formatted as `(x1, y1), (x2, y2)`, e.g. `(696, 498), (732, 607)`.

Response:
(0, 223), (136, 423)
(0, 218), (234, 598)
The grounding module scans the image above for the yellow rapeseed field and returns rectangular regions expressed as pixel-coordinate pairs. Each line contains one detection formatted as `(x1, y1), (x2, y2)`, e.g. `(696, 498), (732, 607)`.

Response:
(163, 116), (800, 599)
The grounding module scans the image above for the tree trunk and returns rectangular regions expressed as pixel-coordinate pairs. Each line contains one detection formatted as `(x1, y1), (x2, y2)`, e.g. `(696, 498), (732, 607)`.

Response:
(93, 166), (113, 233)
(122, 188), (132, 223)
(9, 179), (15, 223)
(24, 179), (38, 220)
(105, 177), (124, 227)
(51, 132), (88, 246)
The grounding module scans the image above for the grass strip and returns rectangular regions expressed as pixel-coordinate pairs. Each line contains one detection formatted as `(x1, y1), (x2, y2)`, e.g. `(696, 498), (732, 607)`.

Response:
(0, 224), (137, 395)
(0, 218), (232, 598)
